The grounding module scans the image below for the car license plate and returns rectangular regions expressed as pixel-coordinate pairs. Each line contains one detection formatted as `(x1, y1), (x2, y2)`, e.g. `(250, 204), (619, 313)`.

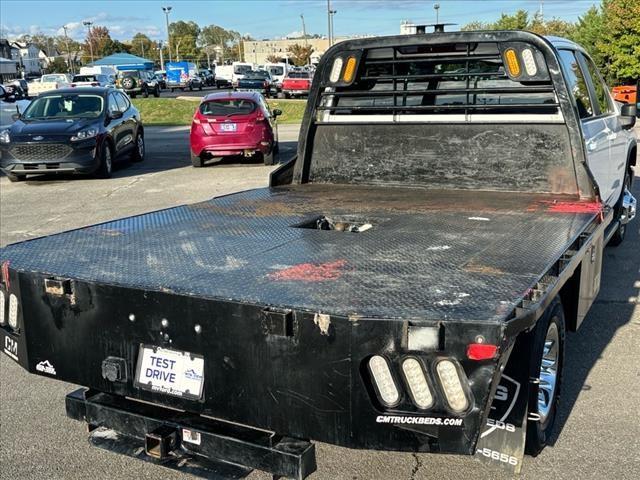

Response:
(220, 123), (237, 132)
(134, 345), (205, 400)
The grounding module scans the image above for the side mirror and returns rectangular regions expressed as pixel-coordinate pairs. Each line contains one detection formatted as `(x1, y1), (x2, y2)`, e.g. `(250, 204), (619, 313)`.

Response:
(273, 108), (282, 117)
(620, 103), (637, 129)
(109, 110), (124, 120)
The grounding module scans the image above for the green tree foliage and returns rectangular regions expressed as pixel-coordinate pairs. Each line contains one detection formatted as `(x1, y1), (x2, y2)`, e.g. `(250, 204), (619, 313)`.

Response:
(169, 20), (200, 61)
(599, 0), (640, 83)
(570, 6), (605, 74)
(287, 44), (313, 66)
(45, 56), (69, 73)
(129, 33), (158, 61)
(462, 1), (639, 85)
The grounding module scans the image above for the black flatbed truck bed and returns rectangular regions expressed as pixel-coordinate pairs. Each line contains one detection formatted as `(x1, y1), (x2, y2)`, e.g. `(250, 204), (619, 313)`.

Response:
(1, 185), (599, 323)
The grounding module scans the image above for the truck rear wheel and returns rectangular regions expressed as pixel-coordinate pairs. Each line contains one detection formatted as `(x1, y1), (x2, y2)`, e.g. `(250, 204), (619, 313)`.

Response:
(608, 170), (632, 246)
(525, 297), (565, 456)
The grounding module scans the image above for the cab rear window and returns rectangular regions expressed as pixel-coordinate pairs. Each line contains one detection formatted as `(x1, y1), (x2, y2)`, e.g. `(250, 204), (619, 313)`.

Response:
(200, 99), (257, 116)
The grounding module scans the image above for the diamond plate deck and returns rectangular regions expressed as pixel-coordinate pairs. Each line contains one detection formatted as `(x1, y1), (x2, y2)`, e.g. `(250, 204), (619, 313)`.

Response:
(0, 185), (598, 322)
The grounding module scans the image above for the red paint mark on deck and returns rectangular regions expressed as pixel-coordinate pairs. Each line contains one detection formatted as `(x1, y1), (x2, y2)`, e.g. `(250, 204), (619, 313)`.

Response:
(269, 260), (347, 282)
(546, 201), (602, 214)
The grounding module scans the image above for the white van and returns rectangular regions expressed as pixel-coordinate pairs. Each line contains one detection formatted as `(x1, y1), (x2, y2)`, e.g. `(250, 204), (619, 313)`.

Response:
(264, 63), (290, 90)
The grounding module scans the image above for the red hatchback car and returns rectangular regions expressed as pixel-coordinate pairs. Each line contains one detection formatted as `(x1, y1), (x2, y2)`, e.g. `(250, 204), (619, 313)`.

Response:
(190, 92), (281, 167)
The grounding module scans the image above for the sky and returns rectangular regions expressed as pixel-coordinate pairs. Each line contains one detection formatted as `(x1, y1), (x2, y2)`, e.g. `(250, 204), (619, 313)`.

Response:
(0, 0), (600, 42)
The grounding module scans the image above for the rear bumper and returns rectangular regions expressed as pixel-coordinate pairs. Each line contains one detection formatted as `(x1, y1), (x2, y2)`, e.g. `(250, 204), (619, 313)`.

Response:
(0, 139), (100, 175)
(66, 388), (317, 479)
(0, 269), (505, 455)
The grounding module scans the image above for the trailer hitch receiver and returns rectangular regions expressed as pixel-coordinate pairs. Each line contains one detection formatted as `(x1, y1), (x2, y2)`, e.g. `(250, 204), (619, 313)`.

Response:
(145, 425), (179, 460)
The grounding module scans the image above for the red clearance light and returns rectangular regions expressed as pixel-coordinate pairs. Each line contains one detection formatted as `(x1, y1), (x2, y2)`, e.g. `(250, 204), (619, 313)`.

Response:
(467, 343), (498, 360)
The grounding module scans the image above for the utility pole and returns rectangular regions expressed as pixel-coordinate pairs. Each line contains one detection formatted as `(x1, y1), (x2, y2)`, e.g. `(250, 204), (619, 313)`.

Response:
(158, 41), (164, 70)
(162, 6), (172, 62)
(140, 38), (145, 58)
(327, 1), (337, 46)
(83, 21), (94, 62)
(539, 0), (544, 21)
(62, 25), (73, 73)
(434, 3), (440, 24)
(300, 14), (309, 66)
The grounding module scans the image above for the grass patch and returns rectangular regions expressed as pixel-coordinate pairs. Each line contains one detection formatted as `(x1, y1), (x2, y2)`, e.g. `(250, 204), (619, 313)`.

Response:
(132, 98), (306, 126)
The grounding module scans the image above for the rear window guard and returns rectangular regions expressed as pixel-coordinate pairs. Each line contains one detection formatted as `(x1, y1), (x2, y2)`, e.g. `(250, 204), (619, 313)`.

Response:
(316, 42), (561, 122)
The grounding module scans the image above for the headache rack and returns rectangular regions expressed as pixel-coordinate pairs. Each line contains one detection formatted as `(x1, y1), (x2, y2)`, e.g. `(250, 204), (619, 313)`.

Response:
(316, 40), (559, 118)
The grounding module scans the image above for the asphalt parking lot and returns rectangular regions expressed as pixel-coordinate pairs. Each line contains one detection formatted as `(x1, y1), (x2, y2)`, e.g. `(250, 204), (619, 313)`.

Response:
(0, 125), (639, 480)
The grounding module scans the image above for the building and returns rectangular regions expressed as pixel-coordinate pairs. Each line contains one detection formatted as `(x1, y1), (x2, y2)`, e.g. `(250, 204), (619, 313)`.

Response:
(400, 20), (418, 35)
(242, 36), (360, 66)
(11, 41), (41, 75)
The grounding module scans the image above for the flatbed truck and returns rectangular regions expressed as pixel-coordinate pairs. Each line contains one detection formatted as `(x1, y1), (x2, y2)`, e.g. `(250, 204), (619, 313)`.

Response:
(0, 30), (637, 478)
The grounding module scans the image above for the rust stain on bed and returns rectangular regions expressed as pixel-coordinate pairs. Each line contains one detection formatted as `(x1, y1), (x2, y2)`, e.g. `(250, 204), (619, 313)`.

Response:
(269, 260), (347, 281)
(464, 260), (505, 275)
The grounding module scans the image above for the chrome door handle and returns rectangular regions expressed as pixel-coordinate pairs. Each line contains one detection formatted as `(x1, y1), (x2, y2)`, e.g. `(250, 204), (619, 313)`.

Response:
(586, 140), (598, 151)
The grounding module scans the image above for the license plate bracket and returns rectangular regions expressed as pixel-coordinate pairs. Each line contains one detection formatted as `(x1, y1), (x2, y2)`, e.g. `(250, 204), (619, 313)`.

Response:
(134, 345), (205, 400)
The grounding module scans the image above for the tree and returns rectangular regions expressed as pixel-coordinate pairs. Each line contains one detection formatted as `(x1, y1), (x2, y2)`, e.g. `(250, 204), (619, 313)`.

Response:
(130, 33), (156, 61)
(570, 6), (606, 74)
(599, 0), (640, 83)
(287, 43), (313, 66)
(492, 10), (530, 30)
(45, 57), (68, 73)
(266, 54), (281, 63)
(169, 20), (200, 61)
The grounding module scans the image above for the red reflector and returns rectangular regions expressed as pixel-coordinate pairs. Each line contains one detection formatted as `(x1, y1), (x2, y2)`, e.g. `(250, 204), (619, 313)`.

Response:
(467, 343), (498, 360)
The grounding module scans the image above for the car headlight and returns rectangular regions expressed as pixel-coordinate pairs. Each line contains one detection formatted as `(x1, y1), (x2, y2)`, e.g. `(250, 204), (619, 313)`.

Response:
(0, 130), (10, 144)
(70, 128), (98, 142)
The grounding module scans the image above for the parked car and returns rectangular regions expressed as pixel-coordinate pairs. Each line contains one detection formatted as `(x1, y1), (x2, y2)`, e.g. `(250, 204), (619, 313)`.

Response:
(115, 70), (159, 98)
(264, 62), (289, 91)
(234, 70), (275, 97)
(0, 84), (30, 130)
(28, 73), (72, 96)
(70, 74), (114, 88)
(153, 73), (166, 90)
(280, 71), (312, 98)
(2, 82), (28, 101)
(0, 87), (145, 181)
(199, 69), (216, 87)
(166, 62), (202, 92)
(10, 79), (29, 98)
(190, 91), (281, 167)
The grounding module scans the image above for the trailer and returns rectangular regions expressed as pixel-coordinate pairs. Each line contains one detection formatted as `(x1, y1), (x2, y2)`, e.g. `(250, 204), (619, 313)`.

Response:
(0, 31), (637, 479)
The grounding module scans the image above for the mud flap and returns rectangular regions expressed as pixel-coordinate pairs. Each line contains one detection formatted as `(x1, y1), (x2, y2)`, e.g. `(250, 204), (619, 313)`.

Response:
(475, 336), (533, 474)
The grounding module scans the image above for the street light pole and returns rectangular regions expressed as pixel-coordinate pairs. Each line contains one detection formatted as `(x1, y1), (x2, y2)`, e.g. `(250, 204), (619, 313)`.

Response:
(162, 6), (172, 62)
(434, 3), (440, 24)
(327, 0), (336, 46)
(62, 25), (73, 73)
(83, 21), (94, 62)
(158, 41), (164, 70)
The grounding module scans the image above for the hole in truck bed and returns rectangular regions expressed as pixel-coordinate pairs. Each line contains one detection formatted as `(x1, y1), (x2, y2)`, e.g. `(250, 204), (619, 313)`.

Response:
(292, 215), (373, 233)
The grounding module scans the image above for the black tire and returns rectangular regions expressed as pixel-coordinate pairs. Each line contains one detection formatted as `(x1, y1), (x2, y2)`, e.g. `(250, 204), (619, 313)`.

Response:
(95, 141), (114, 179)
(191, 152), (203, 168)
(130, 93), (137, 99)
(142, 87), (149, 98)
(263, 146), (275, 166)
(6, 172), (26, 182)
(153, 86), (160, 98)
(171, 88), (175, 93)
(608, 169), (632, 247)
(131, 133), (145, 162)
(189, 85), (193, 91)
(273, 141), (279, 154)
(199, 84), (203, 91)
(525, 297), (565, 456)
